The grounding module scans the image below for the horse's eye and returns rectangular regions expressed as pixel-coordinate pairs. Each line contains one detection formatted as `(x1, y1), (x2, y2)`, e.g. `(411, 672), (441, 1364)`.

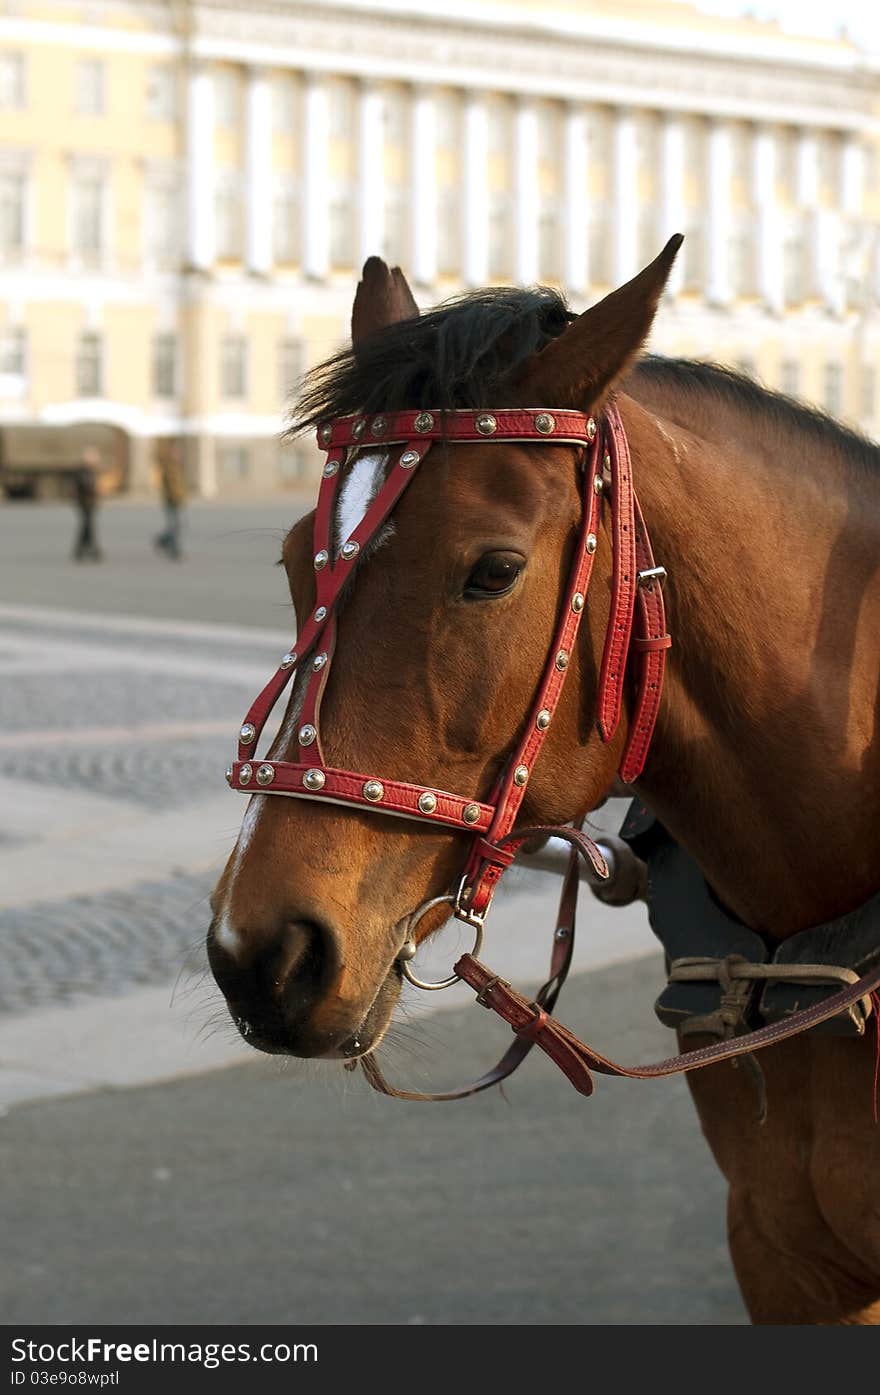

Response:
(463, 552), (524, 599)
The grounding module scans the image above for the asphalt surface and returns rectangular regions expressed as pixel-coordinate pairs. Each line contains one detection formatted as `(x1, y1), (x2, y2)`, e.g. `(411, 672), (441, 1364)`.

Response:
(0, 496), (748, 1326)
(1, 956), (744, 1326)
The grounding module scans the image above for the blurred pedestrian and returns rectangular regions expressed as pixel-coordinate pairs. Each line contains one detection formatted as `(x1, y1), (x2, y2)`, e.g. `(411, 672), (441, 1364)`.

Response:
(154, 440), (186, 560)
(71, 446), (103, 562)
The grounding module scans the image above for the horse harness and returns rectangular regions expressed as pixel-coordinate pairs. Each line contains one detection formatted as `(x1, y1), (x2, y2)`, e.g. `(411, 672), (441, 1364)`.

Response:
(229, 404), (880, 1102)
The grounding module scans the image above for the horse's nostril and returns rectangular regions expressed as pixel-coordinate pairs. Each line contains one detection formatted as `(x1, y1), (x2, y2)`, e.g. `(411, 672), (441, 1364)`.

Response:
(268, 917), (337, 1001)
(207, 913), (340, 1046)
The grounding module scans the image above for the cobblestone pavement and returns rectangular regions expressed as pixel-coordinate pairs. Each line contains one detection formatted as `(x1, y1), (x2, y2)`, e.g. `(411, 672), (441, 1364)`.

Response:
(0, 632), (275, 1007)
(0, 868), (215, 1013)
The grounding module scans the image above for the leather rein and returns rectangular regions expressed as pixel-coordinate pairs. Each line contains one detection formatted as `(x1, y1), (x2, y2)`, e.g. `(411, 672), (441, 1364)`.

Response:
(229, 404), (880, 1102)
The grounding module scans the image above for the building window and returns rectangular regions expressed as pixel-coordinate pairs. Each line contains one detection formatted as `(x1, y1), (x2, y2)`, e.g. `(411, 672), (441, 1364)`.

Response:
(279, 336), (303, 400)
(683, 118), (706, 176)
(329, 188), (354, 268)
(818, 133), (841, 200)
(0, 52), (25, 109)
(382, 87), (407, 148)
(75, 58), (105, 115)
(489, 192), (511, 280)
(783, 224), (806, 306)
(0, 325), (26, 375)
(682, 223), (704, 294)
(76, 332), (103, 396)
(272, 180), (298, 265)
(730, 123), (750, 185)
(215, 174), (242, 260)
(537, 102), (562, 169)
(634, 111), (659, 176)
(381, 192), (407, 266)
(729, 217), (753, 298)
(638, 209), (660, 273)
(272, 75), (297, 133)
(328, 80), (355, 142)
(538, 200), (559, 281)
(219, 444), (250, 480)
(824, 361), (842, 416)
(436, 91), (461, 152)
(862, 365), (875, 419)
(588, 206), (609, 286)
(152, 333), (177, 399)
(777, 128), (798, 196)
(488, 98), (512, 158)
(145, 180), (181, 269)
(220, 335), (247, 399)
(146, 65), (177, 121)
(279, 444), (307, 483)
(438, 188), (460, 276)
(0, 172), (25, 260)
(781, 359), (799, 398)
(71, 172), (104, 267)
(214, 68), (240, 128)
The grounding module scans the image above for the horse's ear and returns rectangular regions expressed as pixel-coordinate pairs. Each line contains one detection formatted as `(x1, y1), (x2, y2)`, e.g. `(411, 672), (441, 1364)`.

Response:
(351, 257), (419, 345)
(521, 235), (683, 407)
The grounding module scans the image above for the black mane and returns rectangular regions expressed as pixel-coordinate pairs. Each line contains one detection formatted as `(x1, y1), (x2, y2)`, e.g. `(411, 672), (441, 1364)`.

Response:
(289, 284), (879, 478)
(633, 356), (880, 475)
(289, 286), (575, 436)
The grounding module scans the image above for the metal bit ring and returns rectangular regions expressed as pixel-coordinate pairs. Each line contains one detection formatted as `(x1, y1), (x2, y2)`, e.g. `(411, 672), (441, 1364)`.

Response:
(398, 894), (484, 991)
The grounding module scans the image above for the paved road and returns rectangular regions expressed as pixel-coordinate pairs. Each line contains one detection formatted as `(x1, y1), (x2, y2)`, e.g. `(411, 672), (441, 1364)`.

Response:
(0, 498), (747, 1325)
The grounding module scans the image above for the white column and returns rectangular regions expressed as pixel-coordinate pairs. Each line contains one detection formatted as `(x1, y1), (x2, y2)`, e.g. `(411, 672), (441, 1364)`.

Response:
(514, 99), (539, 285)
(706, 119), (732, 306)
(303, 74), (329, 280)
(611, 107), (637, 285)
(660, 113), (685, 297)
(410, 86), (437, 285)
(186, 63), (215, 270)
(245, 67), (272, 275)
(797, 128), (820, 301)
(463, 90), (489, 287)
(358, 81), (384, 264)
(563, 103), (587, 295)
(752, 124), (783, 314)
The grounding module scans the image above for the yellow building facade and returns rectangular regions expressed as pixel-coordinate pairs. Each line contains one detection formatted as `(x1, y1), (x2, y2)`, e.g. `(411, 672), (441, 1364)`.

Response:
(0, 0), (878, 496)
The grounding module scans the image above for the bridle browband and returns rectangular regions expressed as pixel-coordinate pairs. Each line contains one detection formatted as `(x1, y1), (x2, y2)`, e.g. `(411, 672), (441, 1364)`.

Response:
(228, 404), (880, 1102)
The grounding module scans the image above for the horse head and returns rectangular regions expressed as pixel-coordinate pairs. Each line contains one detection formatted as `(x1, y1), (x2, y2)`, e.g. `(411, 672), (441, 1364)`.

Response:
(207, 239), (682, 1061)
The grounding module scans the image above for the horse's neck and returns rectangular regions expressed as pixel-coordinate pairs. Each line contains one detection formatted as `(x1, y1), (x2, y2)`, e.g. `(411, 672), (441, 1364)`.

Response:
(621, 391), (880, 938)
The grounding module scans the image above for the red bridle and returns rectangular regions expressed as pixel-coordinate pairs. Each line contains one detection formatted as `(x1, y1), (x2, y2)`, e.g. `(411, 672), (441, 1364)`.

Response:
(228, 402), (880, 1101)
(229, 403), (669, 934)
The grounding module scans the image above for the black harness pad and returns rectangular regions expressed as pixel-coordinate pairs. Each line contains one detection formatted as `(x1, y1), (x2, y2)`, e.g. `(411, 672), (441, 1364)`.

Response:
(620, 802), (879, 1039)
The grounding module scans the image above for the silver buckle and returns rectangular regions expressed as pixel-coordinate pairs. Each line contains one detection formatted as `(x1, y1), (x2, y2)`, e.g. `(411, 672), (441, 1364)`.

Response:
(454, 874), (486, 930)
(637, 565), (666, 589)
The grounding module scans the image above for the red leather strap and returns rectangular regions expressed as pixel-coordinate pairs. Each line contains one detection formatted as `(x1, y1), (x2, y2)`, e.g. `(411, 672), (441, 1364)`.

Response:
(228, 760), (495, 833)
(357, 844), (587, 1101)
(597, 406), (637, 741)
(459, 432), (604, 920)
(455, 950), (880, 1094)
(320, 407), (598, 451)
(620, 494), (671, 783)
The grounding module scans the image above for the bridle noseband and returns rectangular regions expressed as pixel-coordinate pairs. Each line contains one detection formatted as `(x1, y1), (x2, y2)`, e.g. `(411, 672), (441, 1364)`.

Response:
(226, 402), (880, 1102)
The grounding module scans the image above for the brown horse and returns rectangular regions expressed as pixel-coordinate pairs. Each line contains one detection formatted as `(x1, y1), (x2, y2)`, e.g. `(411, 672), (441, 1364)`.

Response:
(208, 243), (880, 1324)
